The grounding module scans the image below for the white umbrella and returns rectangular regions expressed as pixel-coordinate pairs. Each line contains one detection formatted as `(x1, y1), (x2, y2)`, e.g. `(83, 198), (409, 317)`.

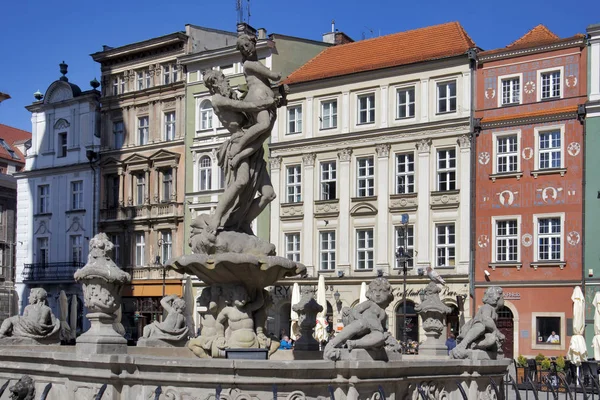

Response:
(592, 292), (600, 360)
(58, 291), (70, 342)
(359, 282), (368, 304)
(290, 283), (300, 341)
(315, 274), (328, 342)
(567, 286), (587, 366)
(184, 276), (196, 338)
(69, 294), (78, 341)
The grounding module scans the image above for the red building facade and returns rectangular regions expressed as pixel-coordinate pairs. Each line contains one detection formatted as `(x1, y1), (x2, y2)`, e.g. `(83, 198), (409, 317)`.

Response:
(474, 26), (587, 358)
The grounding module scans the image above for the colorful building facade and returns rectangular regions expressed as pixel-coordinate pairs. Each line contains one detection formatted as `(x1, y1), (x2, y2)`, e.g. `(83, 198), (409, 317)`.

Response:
(474, 26), (587, 358)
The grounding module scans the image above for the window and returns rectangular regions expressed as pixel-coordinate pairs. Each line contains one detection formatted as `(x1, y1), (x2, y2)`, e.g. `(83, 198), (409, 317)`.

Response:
(113, 121), (124, 149)
(162, 169), (173, 202)
(496, 135), (518, 173)
(437, 149), (456, 191)
(287, 106), (302, 134)
(219, 166), (226, 189)
(395, 301), (419, 344)
(356, 229), (374, 270)
(357, 93), (375, 124)
(395, 225), (414, 268)
(161, 231), (172, 264)
(286, 165), (302, 203)
(163, 65), (178, 85)
(285, 233), (301, 262)
(120, 76), (125, 94)
(436, 223), (455, 267)
(320, 100), (337, 129)
(37, 237), (49, 264)
(395, 153), (415, 194)
(112, 77), (119, 96)
(495, 220), (518, 262)
(220, 64), (234, 75)
(135, 233), (145, 266)
(396, 87), (415, 119)
(199, 100), (213, 131)
(538, 130), (561, 169)
(199, 156), (212, 191)
(145, 71), (152, 89)
(107, 175), (119, 208)
(541, 70), (561, 99)
(137, 71), (144, 90)
(138, 116), (149, 145)
(70, 235), (83, 263)
(71, 181), (83, 210)
(537, 217), (562, 261)
(356, 157), (375, 197)
(437, 81), (457, 113)
(109, 234), (121, 266)
(164, 112), (176, 141)
(536, 316), (561, 345)
(319, 231), (336, 270)
(135, 173), (145, 206)
(58, 132), (67, 157)
(320, 161), (336, 200)
(501, 77), (520, 105)
(38, 185), (50, 214)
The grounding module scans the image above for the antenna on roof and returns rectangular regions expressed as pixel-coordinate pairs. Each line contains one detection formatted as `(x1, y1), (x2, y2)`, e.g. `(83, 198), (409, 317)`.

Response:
(235, 0), (251, 24)
(247, 0), (251, 25)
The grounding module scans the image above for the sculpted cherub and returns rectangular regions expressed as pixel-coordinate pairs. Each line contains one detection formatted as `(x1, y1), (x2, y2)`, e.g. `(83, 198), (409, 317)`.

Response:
(0, 287), (60, 340)
(141, 295), (189, 342)
(188, 285), (222, 358)
(324, 278), (394, 361)
(214, 285), (264, 349)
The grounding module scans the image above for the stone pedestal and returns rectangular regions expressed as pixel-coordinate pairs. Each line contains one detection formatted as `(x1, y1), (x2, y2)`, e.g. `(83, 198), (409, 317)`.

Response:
(292, 287), (322, 352)
(76, 312), (127, 354)
(415, 282), (451, 357)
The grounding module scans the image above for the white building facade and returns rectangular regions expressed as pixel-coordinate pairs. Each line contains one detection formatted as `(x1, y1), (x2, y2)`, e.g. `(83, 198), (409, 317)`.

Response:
(15, 64), (100, 334)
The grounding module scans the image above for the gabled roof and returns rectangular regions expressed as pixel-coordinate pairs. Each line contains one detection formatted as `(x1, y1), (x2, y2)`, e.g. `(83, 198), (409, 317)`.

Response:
(0, 123), (30, 164)
(285, 22), (475, 85)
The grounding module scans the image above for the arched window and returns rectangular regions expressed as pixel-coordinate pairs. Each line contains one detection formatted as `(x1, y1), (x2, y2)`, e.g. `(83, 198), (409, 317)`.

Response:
(395, 300), (418, 344)
(200, 100), (213, 131)
(199, 156), (212, 191)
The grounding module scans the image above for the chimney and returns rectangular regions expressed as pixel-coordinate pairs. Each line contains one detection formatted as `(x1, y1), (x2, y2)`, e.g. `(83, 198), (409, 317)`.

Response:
(237, 22), (257, 37)
(322, 20), (354, 45)
(257, 28), (267, 39)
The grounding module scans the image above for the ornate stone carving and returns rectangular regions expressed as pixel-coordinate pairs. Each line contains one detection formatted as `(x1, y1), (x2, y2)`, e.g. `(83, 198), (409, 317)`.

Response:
(416, 139), (432, 154)
(457, 134), (471, 149)
(302, 153), (316, 167)
(137, 295), (189, 347)
(415, 282), (452, 356)
(9, 376), (35, 400)
(375, 143), (391, 158)
(412, 382), (449, 400)
(269, 156), (282, 170)
(389, 195), (418, 210)
(292, 286), (322, 351)
(430, 191), (460, 209)
(337, 148), (353, 162)
(315, 201), (340, 216)
(280, 204), (304, 219)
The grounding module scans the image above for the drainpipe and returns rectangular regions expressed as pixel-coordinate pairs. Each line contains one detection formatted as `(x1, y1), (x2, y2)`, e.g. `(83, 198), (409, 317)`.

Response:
(467, 48), (478, 319)
(578, 103), (587, 296)
(86, 150), (98, 236)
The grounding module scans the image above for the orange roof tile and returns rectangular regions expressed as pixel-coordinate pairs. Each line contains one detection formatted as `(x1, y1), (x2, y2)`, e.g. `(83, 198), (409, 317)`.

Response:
(481, 105), (578, 124)
(480, 25), (584, 56)
(285, 22), (475, 85)
(0, 123), (30, 164)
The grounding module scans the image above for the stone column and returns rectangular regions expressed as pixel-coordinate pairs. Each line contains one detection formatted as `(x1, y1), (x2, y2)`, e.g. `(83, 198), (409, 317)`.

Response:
(376, 144), (390, 270)
(144, 168), (151, 205)
(305, 97), (313, 138)
(337, 148), (352, 269)
(154, 167), (160, 203)
(172, 165), (178, 201)
(458, 135), (471, 271)
(416, 139), (431, 267)
(269, 157), (282, 252)
(420, 79), (429, 123)
(342, 91), (350, 134)
(118, 168), (125, 207)
(302, 153), (316, 268)
(379, 85), (388, 129)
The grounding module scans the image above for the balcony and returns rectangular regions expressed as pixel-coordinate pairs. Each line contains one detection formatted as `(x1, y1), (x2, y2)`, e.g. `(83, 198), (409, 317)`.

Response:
(22, 262), (84, 282)
(125, 265), (183, 280)
(100, 203), (183, 222)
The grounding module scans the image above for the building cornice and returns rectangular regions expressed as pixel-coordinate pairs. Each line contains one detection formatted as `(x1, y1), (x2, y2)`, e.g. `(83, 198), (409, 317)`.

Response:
(587, 100), (600, 118)
(100, 82), (185, 104)
(91, 32), (187, 64)
(475, 280), (582, 288)
(14, 162), (94, 179)
(480, 109), (580, 130)
(178, 40), (272, 65)
(478, 37), (585, 62)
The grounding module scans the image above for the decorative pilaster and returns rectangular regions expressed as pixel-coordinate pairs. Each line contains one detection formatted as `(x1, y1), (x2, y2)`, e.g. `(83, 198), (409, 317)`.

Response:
(376, 144), (390, 269)
(172, 166), (178, 201)
(306, 97), (314, 138)
(342, 91), (350, 133)
(380, 85), (388, 128)
(269, 156), (282, 252)
(118, 168), (125, 207)
(458, 135), (471, 270)
(337, 148), (353, 268)
(144, 168), (151, 205)
(416, 139), (431, 267)
(302, 153), (316, 268)
(420, 79), (429, 123)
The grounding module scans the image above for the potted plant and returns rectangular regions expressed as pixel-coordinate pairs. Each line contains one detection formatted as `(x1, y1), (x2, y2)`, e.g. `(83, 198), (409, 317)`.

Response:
(539, 357), (552, 391)
(515, 355), (528, 384)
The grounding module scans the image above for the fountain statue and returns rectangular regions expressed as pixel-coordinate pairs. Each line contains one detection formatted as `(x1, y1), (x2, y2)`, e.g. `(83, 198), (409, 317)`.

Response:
(415, 282), (452, 356)
(137, 295), (190, 347)
(169, 33), (303, 358)
(8, 376), (35, 400)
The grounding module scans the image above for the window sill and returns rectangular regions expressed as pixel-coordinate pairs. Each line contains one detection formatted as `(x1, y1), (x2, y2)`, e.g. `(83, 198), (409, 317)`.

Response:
(489, 262), (522, 271)
(435, 110), (457, 116)
(319, 126), (338, 132)
(315, 199), (339, 204)
(356, 121), (375, 126)
(41, 151), (56, 156)
(394, 116), (416, 121)
(318, 269), (336, 273)
(531, 168), (567, 178)
(65, 209), (86, 214)
(34, 213), (52, 217)
(281, 201), (304, 207)
(430, 189), (460, 196)
(501, 102), (521, 107)
(353, 269), (374, 272)
(67, 147), (80, 152)
(490, 171), (523, 182)
(531, 261), (566, 270)
(540, 96), (562, 102)
(286, 131), (303, 136)
(390, 192), (418, 199)
(351, 196), (377, 202)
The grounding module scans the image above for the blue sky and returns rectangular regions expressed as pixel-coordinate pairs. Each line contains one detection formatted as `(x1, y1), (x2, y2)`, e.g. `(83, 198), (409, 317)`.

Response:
(0, 0), (597, 132)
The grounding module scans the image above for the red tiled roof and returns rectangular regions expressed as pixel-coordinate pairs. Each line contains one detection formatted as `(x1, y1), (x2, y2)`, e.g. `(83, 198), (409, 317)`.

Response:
(480, 25), (584, 56)
(0, 123), (30, 164)
(481, 105), (578, 124)
(285, 22), (475, 85)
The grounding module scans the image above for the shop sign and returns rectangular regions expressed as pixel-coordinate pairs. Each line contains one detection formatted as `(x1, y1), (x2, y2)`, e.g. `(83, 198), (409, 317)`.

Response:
(504, 292), (520, 300)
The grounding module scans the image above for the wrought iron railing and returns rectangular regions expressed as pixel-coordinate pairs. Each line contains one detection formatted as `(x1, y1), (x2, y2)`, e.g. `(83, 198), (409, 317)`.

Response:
(22, 262), (84, 282)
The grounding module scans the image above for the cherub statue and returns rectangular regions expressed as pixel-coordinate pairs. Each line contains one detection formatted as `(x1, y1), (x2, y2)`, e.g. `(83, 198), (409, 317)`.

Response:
(88, 232), (114, 263)
(188, 285), (223, 358)
(0, 287), (60, 343)
(324, 277), (394, 361)
(450, 286), (505, 359)
(9, 376), (35, 400)
(215, 285), (264, 349)
(140, 295), (189, 344)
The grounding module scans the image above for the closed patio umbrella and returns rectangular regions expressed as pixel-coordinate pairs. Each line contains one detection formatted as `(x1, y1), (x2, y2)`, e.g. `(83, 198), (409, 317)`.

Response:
(69, 294), (78, 341)
(592, 291), (600, 360)
(567, 286), (587, 366)
(290, 283), (300, 341)
(315, 274), (329, 343)
(184, 276), (196, 338)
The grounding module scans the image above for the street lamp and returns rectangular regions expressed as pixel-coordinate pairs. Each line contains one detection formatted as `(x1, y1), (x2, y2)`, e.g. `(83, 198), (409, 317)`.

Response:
(395, 213), (411, 354)
(156, 238), (166, 297)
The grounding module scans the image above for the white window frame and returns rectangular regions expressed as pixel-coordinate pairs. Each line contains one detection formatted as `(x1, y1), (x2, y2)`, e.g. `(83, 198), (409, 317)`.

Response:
(37, 237), (49, 264)
(113, 121), (124, 149)
(135, 173), (145, 206)
(492, 131), (521, 174)
(320, 99), (338, 130)
(319, 231), (336, 271)
(110, 234), (121, 266)
(436, 80), (457, 114)
(286, 165), (302, 203)
(199, 156), (212, 191)
(356, 228), (374, 270)
(537, 66), (564, 101)
(135, 232), (145, 267)
(199, 100), (213, 131)
(531, 312), (567, 351)
(161, 231), (172, 263)
(320, 161), (337, 200)
(491, 216), (521, 263)
(394, 225), (415, 269)
(497, 73), (523, 106)
(534, 125), (565, 171)
(112, 77), (119, 96)
(356, 156), (375, 197)
(38, 184), (50, 214)
(70, 235), (83, 263)
(357, 93), (375, 124)
(71, 180), (83, 210)
(138, 116), (149, 145)
(163, 64), (178, 85)
(162, 168), (173, 202)
(58, 132), (68, 158)
(436, 149), (456, 191)
(396, 86), (416, 119)
(284, 233), (301, 262)
(435, 223), (456, 268)
(137, 71), (144, 90)
(287, 105), (303, 134)
(533, 213), (565, 262)
(164, 111), (176, 141)
(395, 152), (415, 194)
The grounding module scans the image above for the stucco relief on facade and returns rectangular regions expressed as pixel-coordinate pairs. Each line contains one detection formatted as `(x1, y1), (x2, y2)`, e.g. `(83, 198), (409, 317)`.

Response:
(416, 139), (432, 153)
(430, 192), (460, 208)
(536, 186), (563, 204)
(337, 148), (353, 162)
(389, 196), (418, 210)
(268, 156), (282, 170)
(315, 201), (340, 215)
(478, 152), (490, 165)
(375, 143), (391, 157)
(567, 142), (581, 157)
(66, 216), (84, 233)
(280, 204), (304, 219)
(496, 190), (517, 207)
(522, 234), (533, 247)
(477, 235), (489, 248)
(302, 153), (316, 167)
(566, 75), (578, 88)
(524, 81), (536, 94)
(485, 88), (495, 99)
(567, 231), (581, 246)
(522, 147), (533, 160)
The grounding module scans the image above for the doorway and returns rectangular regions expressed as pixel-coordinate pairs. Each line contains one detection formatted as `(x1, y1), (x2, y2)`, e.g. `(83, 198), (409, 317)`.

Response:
(497, 306), (514, 359)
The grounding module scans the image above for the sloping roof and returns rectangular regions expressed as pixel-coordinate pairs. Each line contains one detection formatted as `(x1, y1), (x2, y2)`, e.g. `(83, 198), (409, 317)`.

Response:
(0, 123), (30, 164)
(285, 22), (475, 85)
(481, 105), (578, 124)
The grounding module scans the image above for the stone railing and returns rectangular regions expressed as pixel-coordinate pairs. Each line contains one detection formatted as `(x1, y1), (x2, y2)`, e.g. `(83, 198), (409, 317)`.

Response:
(126, 266), (183, 280)
(100, 204), (183, 221)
